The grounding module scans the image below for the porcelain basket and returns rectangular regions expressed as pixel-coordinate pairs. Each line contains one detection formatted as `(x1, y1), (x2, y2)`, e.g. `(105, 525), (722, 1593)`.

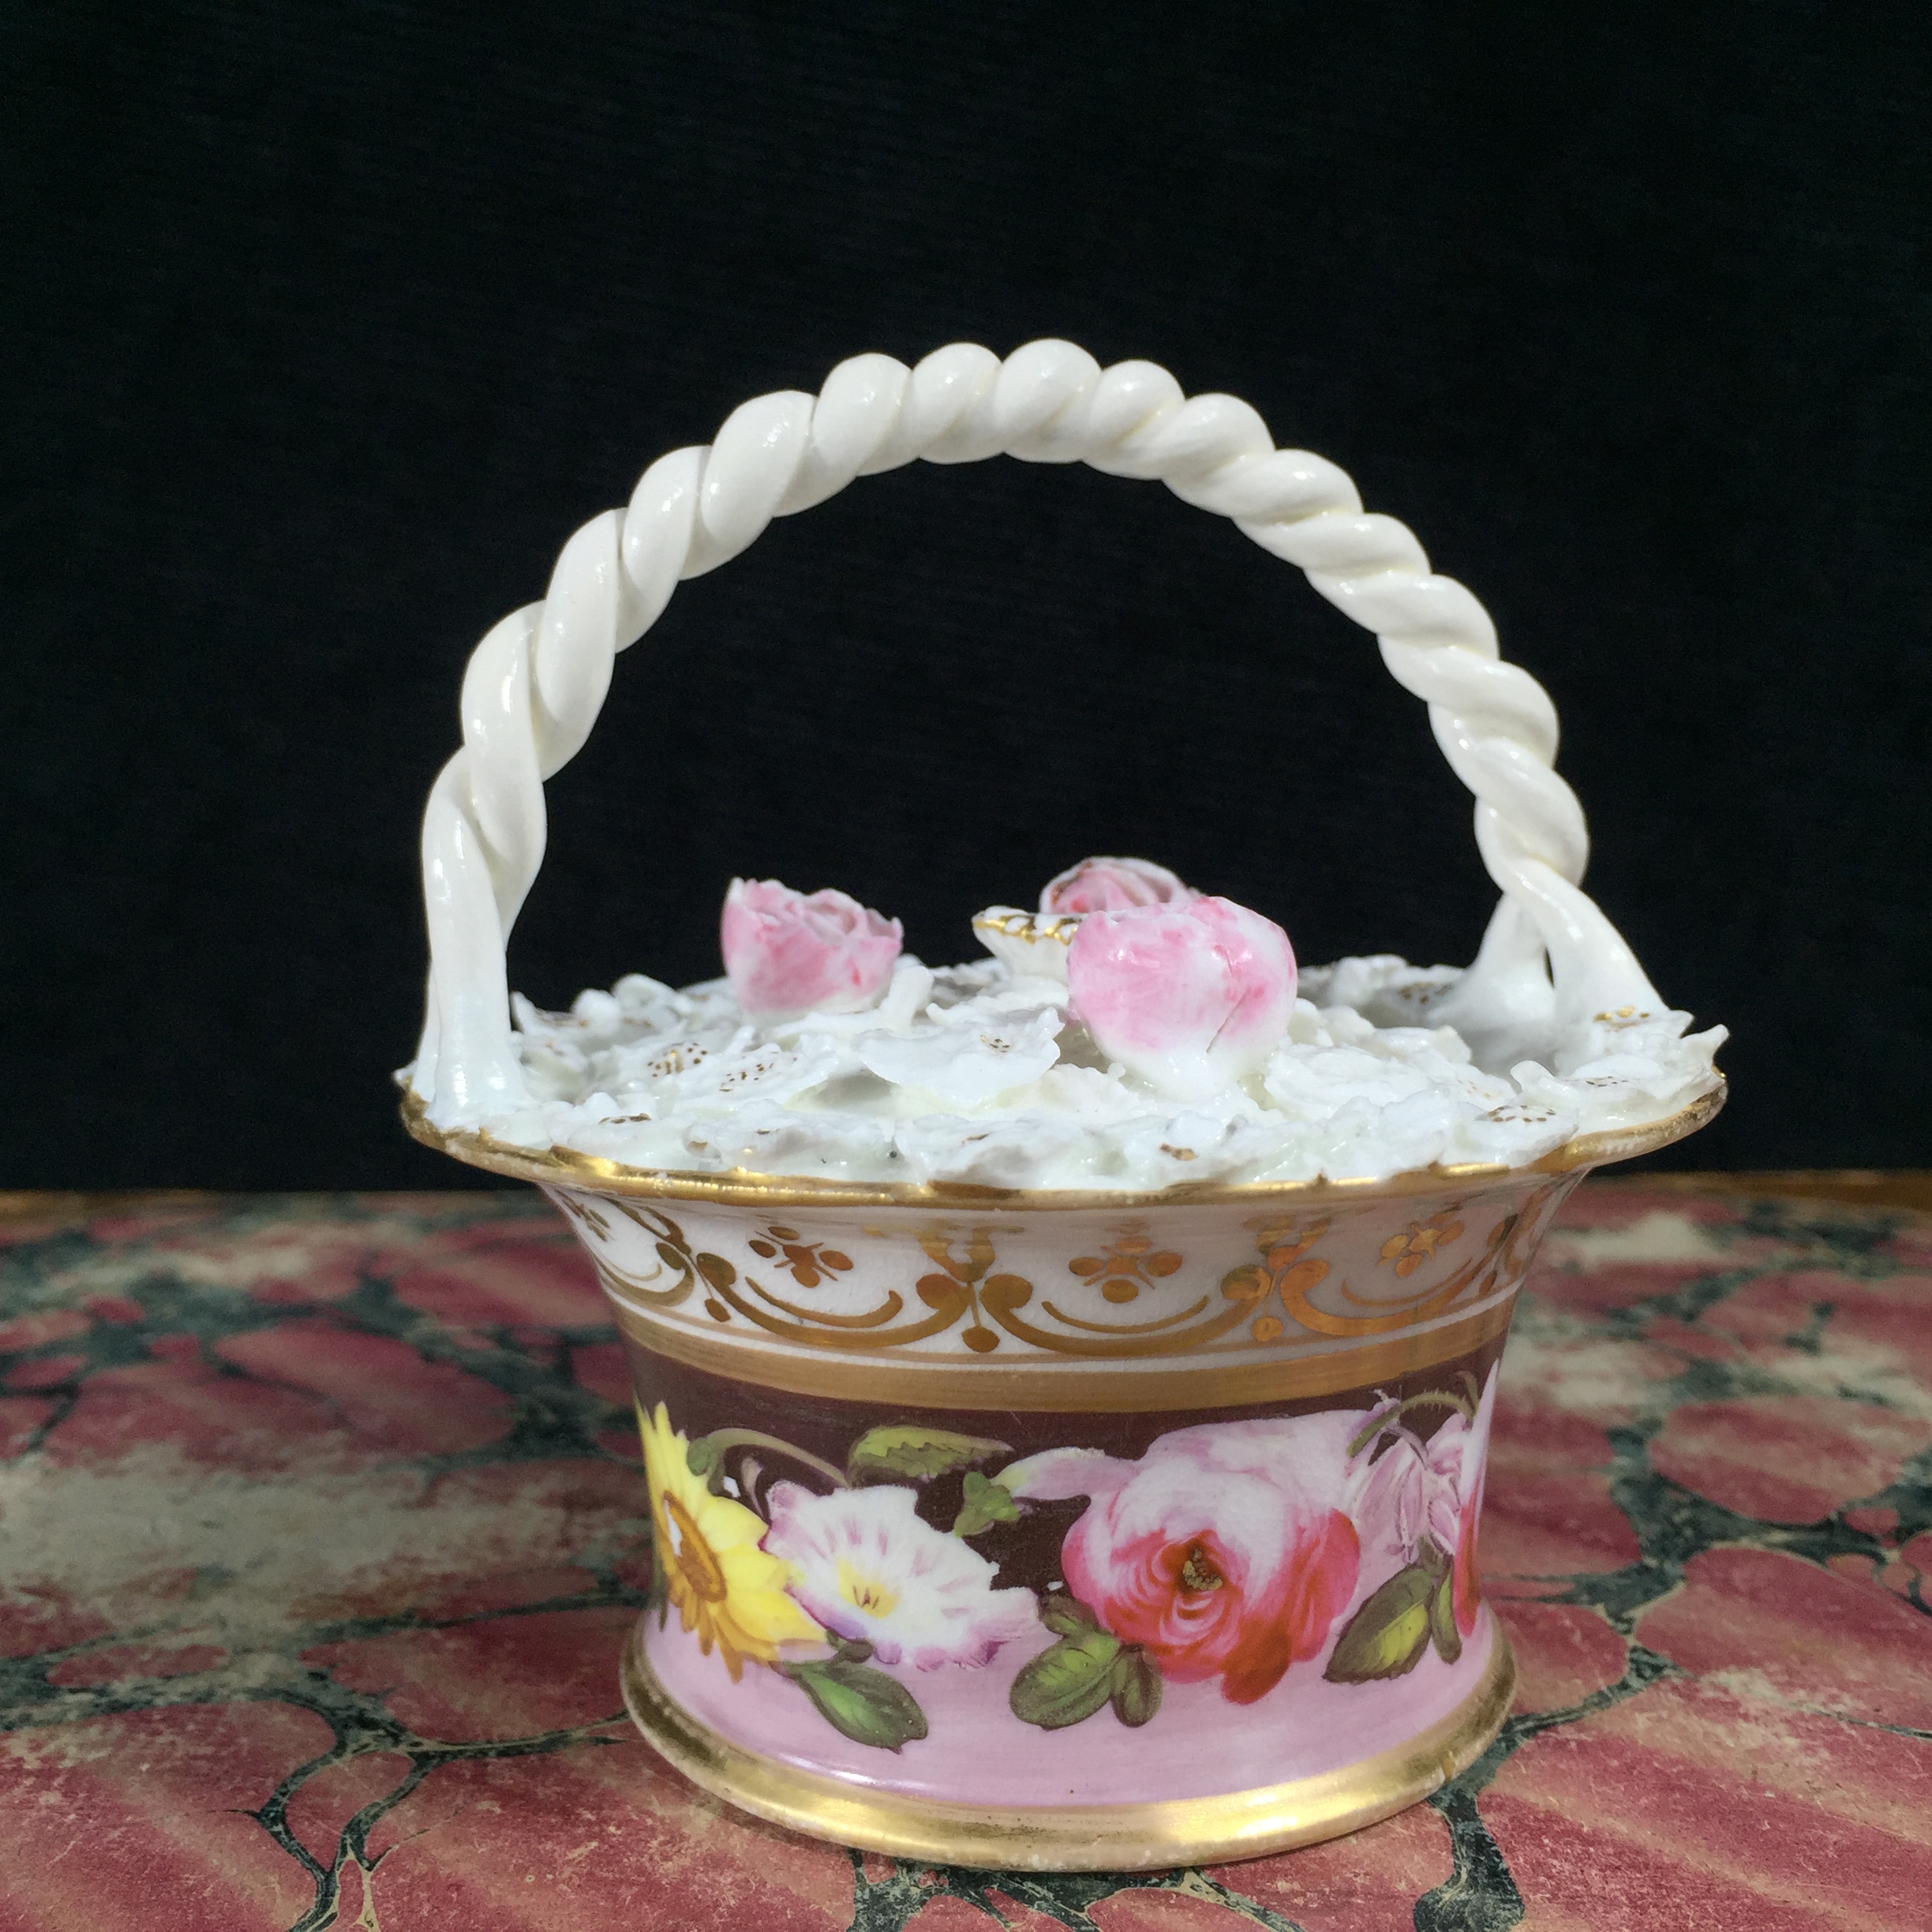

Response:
(402, 339), (1721, 1870)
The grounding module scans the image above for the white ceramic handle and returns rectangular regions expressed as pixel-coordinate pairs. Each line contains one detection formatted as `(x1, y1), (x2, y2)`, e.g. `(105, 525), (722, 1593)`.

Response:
(412, 339), (1665, 1125)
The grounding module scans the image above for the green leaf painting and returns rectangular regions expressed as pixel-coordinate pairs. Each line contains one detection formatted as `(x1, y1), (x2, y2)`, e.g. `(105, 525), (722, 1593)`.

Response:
(1428, 1569), (1463, 1664)
(1324, 1562), (1436, 1683)
(1108, 1646), (1163, 1728)
(1009, 1627), (1124, 1729)
(1038, 1593), (1099, 1638)
(782, 1653), (930, 1752)
(846, 1425), (1011, 1483)
(951, 1470), (1021, 1537)
(1009, 1613), (1164, 1732)
(682, 1432), (736, 1496)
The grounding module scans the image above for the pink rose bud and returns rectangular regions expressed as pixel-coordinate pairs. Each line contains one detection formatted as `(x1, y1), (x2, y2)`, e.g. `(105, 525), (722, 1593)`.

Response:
(721, 878), (903, 1020)
(1067, 897), (1296, 1100)
(1040, 856), (1200, 915)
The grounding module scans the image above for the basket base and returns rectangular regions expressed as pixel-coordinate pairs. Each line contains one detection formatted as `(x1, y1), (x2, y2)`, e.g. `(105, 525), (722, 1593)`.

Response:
(620, 1614), (1516, 1872)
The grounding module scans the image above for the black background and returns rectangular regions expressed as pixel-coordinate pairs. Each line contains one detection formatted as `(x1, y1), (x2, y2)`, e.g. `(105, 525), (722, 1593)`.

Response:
(5, 2), (1927, 1187)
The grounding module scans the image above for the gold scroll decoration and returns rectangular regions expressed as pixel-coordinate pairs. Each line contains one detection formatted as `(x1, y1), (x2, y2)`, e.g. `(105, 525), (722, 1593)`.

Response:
(559, 1183), (1564, 1361)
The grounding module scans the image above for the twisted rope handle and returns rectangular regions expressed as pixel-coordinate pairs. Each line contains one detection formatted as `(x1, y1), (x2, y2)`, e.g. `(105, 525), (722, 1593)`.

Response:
(414, 339), (1665, 1125)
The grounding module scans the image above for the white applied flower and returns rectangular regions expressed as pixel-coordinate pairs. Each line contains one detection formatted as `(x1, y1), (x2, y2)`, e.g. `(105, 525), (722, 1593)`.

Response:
(856, 1005), (1062, 1110)
(1357, 1029), (1518, 1115)
(590, 1022), (746, 1100)
(1262, 1043), (1434, 1121)
(1511, 1054), (1692, 1131)
(568, 1115), (698, 1168)
(787, 957), (938, 1043)
(681, 1101), (894, 1176)
(762, 1483), (1039, 1669)
(893, 1112), (1095, 1187)
(612, 972), (685, 1030)
(1451, 1099), (1576, 1166)
(672, 1029), (851, 1112)
(1106, 1110), (1290, 1184)
(517, 1032), (590, 1103)
(1316, 954), (1464, 1028)
(1316, 1090), (1458, 1181)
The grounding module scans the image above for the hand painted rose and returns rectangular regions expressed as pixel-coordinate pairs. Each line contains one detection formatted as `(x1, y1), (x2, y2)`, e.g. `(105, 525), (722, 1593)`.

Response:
(1003, 1412), (1366, 1705)
(1349, 1366), (1498, 1640)
(1066, 896), (1296, 1102)
(721, 878), (903, 1020)
(1040, 856), (1200, 915)
(1427, 1369), (1496, 1638)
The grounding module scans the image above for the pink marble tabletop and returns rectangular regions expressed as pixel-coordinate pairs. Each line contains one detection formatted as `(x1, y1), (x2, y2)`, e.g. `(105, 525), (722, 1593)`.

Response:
(0, 1181), (1926, 1931)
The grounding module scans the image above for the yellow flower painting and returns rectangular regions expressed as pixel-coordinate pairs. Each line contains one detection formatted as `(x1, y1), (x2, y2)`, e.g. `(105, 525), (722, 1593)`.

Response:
(637, 1401), (822, 1679)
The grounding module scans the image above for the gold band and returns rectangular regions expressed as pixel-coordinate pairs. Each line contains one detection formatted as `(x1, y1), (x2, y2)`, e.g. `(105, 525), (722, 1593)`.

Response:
(620, 1616), (1516, 1871)
(611, 1292), (1516, 1410)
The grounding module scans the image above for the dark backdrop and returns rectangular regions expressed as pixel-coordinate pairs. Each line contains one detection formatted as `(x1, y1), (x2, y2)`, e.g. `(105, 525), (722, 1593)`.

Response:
(5, 2), (1928, 1187)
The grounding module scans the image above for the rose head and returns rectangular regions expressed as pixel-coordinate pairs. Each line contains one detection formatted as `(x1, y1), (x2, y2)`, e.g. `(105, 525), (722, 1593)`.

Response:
(1350, 1366), (1498, 1639)
(1003, 1412), (1366, 1705)
(1428, 1369), (1496, 1637)
(1041, 856), (1198, 915)
(1066, 896), (1297, 1101)
(1449, 1441), (1485, 1636)
(721, 878), (903, 1020)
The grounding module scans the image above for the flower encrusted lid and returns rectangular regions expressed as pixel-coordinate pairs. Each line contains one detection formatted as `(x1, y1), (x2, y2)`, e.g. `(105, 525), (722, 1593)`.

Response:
(406, 342), (1729, 1185)
(469, 856), (1724, 1190)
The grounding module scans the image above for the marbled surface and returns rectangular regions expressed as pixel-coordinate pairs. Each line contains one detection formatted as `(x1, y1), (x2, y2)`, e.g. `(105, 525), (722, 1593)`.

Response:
(0, 1183), (1926, 1930)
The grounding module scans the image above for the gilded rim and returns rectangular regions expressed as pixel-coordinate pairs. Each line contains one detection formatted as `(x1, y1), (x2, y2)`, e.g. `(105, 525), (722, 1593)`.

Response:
(622, 1616), (1515, 1870)
(400, 1080), (1725, 1210)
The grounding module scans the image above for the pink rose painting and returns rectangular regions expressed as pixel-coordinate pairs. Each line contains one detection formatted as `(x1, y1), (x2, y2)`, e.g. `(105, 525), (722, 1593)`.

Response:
(1066, 895), (1297, 1101)
(1002, 1411), (1367, 1705)
(1350, 1365), (1498, 1649)
(720, 878), (902, 1020)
